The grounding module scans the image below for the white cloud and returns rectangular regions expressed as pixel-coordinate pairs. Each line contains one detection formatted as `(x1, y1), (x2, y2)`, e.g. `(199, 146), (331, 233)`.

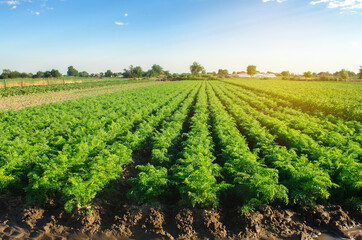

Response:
(29, 9), (40, 15)
(262, 0), (362, 10)
(0, 0), (19, 6)
(310, 0), (362, 10)
(124, 12), (128, 17)
(1, 0), (55, 11)
(115, 21), (128, 26)
(310, 0), (329, 5)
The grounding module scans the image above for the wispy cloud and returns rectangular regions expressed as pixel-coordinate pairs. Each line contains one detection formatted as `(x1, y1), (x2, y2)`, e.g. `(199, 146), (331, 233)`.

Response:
(0, 0), (19, 6)
(1, 0), (55, 12)
(115, 21), (128, 26)
(29, 9), (40, 15)
(262, 0), (362, 11)
(310, 0), (362, 10)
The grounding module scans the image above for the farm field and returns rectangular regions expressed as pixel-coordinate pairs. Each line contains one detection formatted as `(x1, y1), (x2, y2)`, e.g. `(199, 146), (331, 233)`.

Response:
(0, 80), (361, 239)
(0, 78), (149, 97)
(0, 77), (134, 89)
(0, 80), (161, 111)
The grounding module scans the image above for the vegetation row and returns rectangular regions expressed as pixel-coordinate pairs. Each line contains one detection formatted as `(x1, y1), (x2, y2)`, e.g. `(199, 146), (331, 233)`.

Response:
(0, 80), (360, 213)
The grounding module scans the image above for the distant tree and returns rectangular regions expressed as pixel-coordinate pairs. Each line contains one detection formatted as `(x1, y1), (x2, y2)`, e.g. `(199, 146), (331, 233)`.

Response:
(152, 64), (164, 77)
(0, 69), (11, 79)
(123, 65), (144, 78)
(147, 64), (164, 77)
(247, 65), (257, 76)
(281, 71), (290, 77)
(133, 66), (144, 78)
(44, 71), (52, 78)
(122, 65), (133, 78)
(33, 71), (44, 78)
(303, 71), (312, 78)
(67, 66), (79, 77)
(79, 71), (89, 77)
(190, 62), (205, 76)
(339, 69), (349, 80)
(312, 72), (318, 78)
(164, 70), (171, 77)
(218, 69), (229, 77)
(8, 71), (21, 79)
(318, 72), (332, 76)
(105, 70), (113, 77)
(51, 69), (62, 78)
(20, 72), (29, 78)
(359, 66), (362, 79)
(347, 71), (356, 78)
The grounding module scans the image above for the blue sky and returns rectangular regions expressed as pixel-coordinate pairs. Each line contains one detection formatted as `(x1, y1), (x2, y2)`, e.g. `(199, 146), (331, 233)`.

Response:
(1, 0), (361, 74)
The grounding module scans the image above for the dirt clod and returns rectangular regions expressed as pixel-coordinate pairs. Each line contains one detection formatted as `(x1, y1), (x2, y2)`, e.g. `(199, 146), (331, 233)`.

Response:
(0, 191), (360, 239)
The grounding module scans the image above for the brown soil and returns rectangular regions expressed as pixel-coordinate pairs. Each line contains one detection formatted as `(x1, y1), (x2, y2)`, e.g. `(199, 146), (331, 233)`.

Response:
(0, 190), (360, 240)
(0, 80), (83, 89)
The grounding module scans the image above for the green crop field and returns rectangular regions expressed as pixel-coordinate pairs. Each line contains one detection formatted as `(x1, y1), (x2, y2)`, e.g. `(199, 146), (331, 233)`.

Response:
(0, 80), (361, 214)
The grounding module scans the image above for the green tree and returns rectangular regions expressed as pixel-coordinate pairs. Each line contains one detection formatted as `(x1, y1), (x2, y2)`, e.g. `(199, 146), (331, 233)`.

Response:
(33, 71), (44, 78)
(67, 66), (79, 77)
(281, 71), (290, 77)
(347, 71), (356, 78)
(190, 62), (205, 76)
(164, 70), (171, 77)
(79, 71), (89, 77)
(44, 71), (52, 78)
(20, 72), (30, 78)
(122, 65), (133, 78)
(303, 71), (312, 78)
(148, 64), (164, 77)
(133, 66), (144, 78)
(51, 69), (62, 78)
(123, 65), (144, 78)
(8, 71), (21, 79)
(0, 69), (11, 79)
(339, 69), (349, 80)
(247, 65), (257, 76)
(218, 69), (229, 77)
(359, 66), (362, 79)
(105, 70), (113, 77)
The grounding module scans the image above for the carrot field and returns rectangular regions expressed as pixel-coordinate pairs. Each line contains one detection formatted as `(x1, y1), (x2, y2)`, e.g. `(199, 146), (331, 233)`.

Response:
(0, 79), (360, 215)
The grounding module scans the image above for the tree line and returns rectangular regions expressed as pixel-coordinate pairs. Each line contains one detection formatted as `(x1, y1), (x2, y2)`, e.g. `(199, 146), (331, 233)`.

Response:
(0, 64), (169, 80)
(1, 63), (362, 81)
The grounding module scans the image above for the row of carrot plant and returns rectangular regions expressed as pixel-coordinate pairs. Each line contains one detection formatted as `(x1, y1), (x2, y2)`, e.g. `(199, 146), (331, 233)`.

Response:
(0, 80), (360, 212)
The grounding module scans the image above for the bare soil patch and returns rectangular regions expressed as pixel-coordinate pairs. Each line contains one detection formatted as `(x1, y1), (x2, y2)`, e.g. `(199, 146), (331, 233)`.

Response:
(0, 81), (160, 111)
(0, 190), (360, 240)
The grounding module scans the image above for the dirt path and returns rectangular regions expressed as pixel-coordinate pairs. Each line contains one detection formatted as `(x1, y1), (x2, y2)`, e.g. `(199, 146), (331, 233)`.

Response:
(0, 81), (161, 111)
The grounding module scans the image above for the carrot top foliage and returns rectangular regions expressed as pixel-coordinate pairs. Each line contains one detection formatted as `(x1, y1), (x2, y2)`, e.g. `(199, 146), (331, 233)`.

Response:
(0, 80), (360, 212)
